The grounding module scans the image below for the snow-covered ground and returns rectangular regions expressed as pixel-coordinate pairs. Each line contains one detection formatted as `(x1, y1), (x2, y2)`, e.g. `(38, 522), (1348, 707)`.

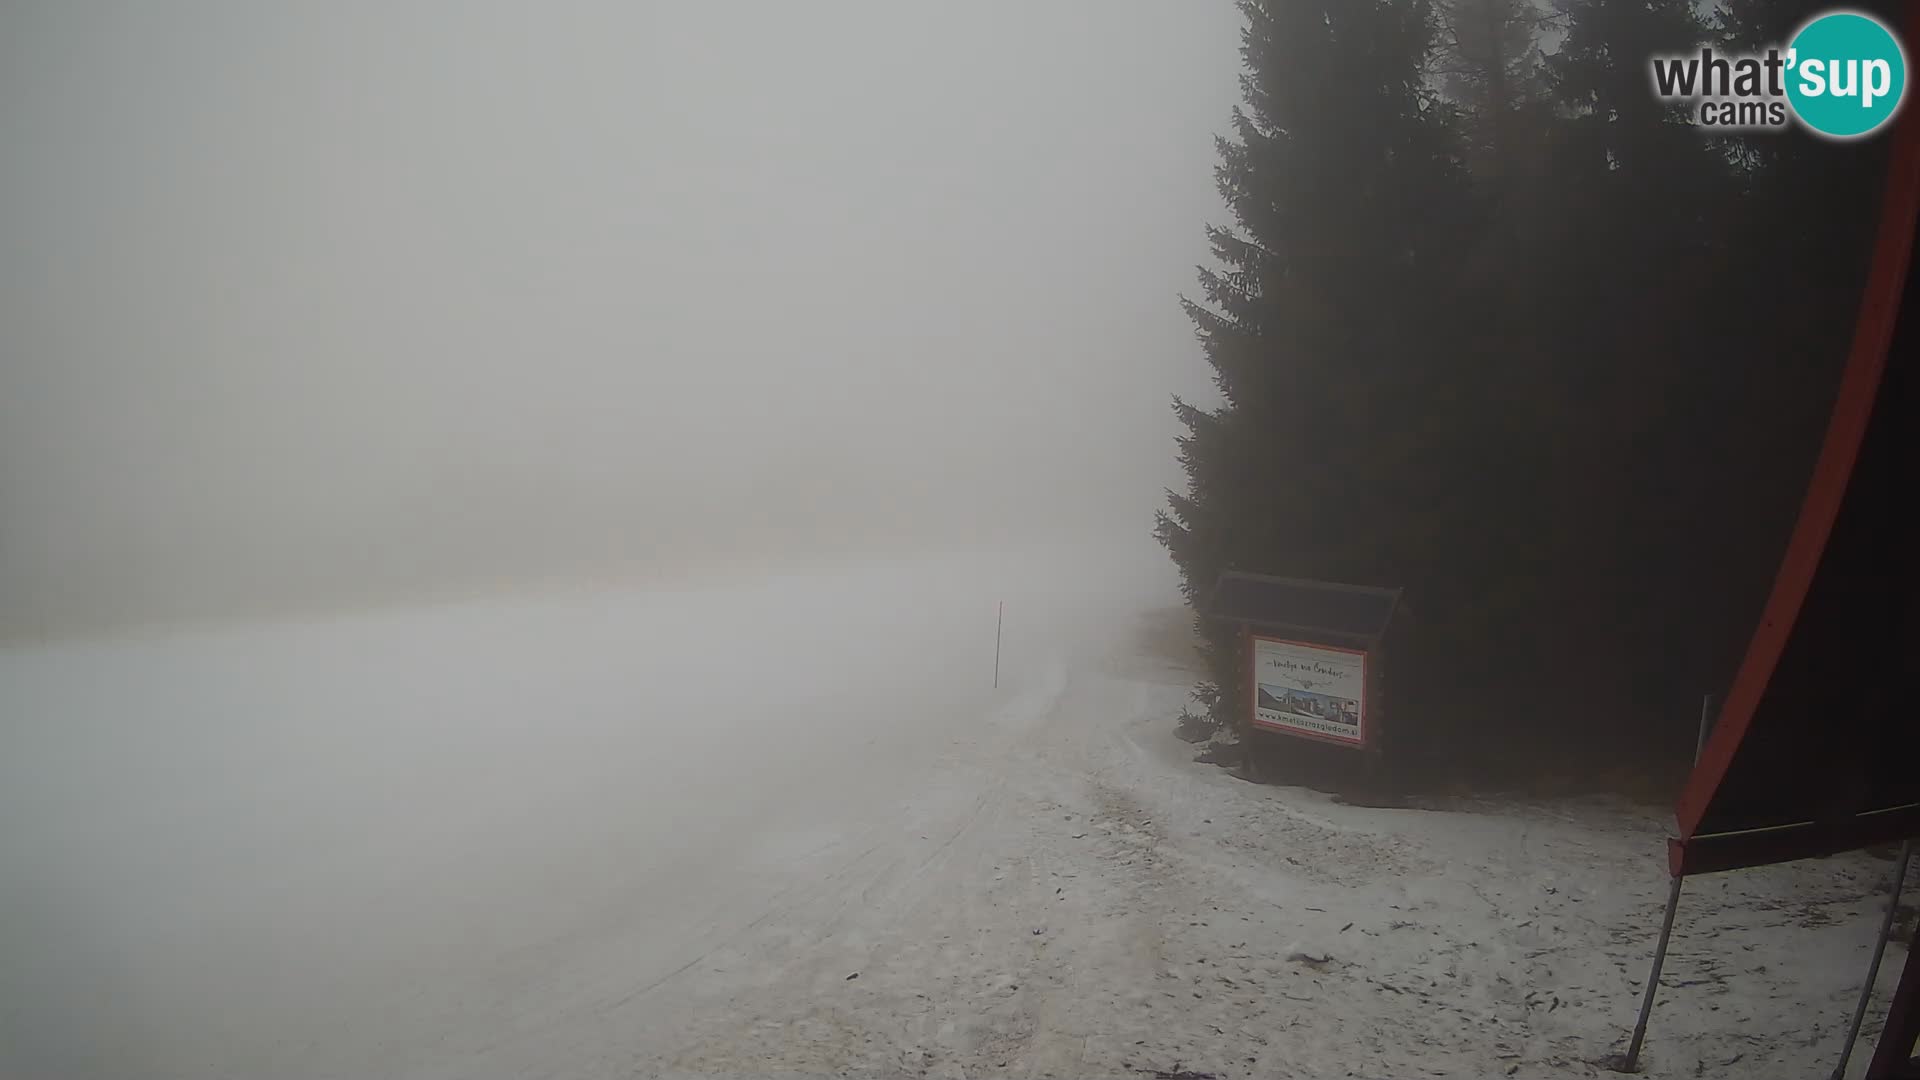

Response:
(0, 540), (1905, 1079)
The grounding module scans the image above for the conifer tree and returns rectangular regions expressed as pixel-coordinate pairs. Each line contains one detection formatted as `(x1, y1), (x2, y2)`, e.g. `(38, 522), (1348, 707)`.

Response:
(1157, 0), (1470, 744)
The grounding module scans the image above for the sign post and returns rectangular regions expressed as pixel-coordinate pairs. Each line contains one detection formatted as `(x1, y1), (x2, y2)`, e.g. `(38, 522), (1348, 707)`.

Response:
(994, 600), (1002, 690)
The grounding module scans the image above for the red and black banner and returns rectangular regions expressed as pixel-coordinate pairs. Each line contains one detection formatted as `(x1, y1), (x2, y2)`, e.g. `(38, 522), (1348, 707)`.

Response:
(1669, 46), (1920, 879)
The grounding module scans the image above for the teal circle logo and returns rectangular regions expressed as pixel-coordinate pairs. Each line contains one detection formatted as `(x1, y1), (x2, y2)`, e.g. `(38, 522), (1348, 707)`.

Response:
(1785, 10), (1907, 139)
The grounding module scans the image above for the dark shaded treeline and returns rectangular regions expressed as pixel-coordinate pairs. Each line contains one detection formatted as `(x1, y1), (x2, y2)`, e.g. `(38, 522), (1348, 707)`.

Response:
(1157, 0), (1897, 791)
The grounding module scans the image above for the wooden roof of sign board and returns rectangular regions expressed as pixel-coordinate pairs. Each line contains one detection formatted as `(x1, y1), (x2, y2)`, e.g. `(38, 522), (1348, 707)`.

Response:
(1204, 571), (1403, 646)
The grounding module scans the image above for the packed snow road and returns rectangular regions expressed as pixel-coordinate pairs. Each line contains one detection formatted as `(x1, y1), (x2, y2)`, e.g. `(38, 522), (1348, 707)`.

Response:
(0, 540), (1904, 1079)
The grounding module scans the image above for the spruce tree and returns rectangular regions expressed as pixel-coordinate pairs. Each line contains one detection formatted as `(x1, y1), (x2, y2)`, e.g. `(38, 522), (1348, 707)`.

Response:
(1432, 0), (1553, 181)
(1162, 0), (1903, 781)
(1157, 0), (1470, 749)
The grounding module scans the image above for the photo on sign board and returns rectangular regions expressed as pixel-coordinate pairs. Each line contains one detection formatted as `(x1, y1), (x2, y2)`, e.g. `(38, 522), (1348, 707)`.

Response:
(1257, 683), (1360, 726)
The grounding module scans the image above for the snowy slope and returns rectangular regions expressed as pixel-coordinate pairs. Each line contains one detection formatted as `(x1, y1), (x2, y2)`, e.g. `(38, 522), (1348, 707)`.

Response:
(641, 653), (1907, 1080)
(0, 539), (1902, 1079)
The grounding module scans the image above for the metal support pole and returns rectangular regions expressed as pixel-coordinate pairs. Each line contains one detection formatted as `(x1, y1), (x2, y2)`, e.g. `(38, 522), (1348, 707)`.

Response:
(1611, 691), (1718, 1071)
(1865, 903), (1920, 1079)
(1695, 694), (1715, 762)
(1618, 874), (1686, 1073)
(1834, 838), (1915, 1080)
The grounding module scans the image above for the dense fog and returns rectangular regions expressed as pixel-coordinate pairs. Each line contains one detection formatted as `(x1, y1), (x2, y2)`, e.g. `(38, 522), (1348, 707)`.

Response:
(0, 3), (1241, 639)
(0, 540), (1178, 1078)
(5, 0), (1913, 1075)
(1, 9), (1233, 1072)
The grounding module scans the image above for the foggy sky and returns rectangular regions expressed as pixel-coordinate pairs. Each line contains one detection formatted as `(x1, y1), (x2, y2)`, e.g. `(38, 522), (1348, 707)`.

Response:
(0, 2), (1241, 638)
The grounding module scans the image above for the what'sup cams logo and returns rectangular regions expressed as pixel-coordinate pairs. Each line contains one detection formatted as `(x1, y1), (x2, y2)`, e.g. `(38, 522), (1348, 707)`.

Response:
(1650, 9), (1907, 139)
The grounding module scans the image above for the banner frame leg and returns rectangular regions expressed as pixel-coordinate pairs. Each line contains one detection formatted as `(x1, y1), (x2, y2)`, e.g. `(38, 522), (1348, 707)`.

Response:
(1613, 873), (1685, 1073)
(1843, 840), (1916, 1080)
